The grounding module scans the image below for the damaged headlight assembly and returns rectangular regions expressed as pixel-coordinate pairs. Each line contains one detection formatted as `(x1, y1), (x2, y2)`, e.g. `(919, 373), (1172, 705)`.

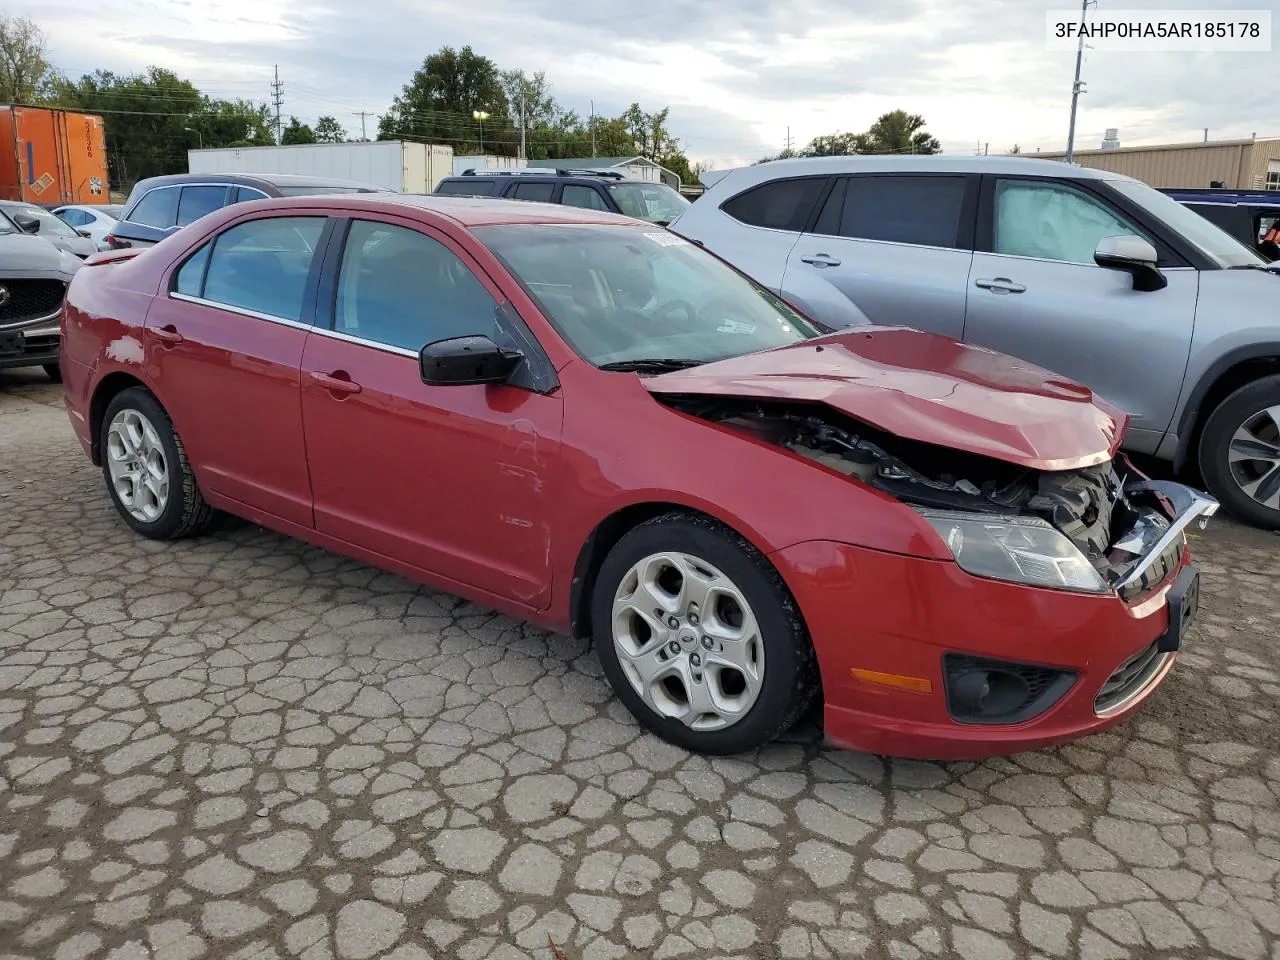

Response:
(917, 509), (1109, 594)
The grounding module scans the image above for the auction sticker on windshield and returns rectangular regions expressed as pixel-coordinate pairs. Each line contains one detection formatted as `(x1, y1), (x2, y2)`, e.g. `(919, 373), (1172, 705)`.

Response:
(644, 232), (689, 246)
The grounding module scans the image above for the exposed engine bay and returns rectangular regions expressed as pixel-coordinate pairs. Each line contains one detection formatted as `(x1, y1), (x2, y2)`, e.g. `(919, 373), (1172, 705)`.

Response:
(666, 397), (1181, 595)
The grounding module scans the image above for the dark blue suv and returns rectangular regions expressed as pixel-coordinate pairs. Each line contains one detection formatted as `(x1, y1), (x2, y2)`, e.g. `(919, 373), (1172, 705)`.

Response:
(1162, 188), (1280, 261)
(433, 169), (690, 226)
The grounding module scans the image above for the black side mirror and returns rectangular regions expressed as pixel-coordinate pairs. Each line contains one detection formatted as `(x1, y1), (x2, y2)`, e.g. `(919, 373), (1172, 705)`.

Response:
(12, 212), (40, 234)
(76, 228), (92, 238)
(420, 335), (522, 386)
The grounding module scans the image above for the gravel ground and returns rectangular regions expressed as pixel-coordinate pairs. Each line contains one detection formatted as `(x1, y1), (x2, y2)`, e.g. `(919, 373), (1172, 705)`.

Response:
(2, 369), (1279, 960)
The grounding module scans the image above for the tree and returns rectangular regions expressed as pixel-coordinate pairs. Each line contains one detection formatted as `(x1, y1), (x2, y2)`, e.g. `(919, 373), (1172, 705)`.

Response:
(1008, 143), (1022, 155)
(379, 45), (510, 153)
(314, 115), (347, 143)
(50, 67), (275, 186)
(856, 110), (940, 155)
(0, 15), (55, 103)
(800, 132), (861, 157)
(281, 116), (316, 145)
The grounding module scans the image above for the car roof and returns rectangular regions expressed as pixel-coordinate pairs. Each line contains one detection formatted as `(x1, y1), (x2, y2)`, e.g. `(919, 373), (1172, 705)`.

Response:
(239, 193), (640, 228)
(1161, 188), (1280, 207)
(130, 172), (388, 192)
(727, 154), (1131, 181)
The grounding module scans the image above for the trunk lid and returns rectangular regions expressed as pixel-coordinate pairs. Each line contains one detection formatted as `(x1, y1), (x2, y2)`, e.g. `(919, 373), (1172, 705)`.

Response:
(644, 327), (1126, 471)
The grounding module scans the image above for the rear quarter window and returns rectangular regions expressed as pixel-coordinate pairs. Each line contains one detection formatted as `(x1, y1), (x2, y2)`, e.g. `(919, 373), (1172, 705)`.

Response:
(721, 177), (828, 232)
(127, 187), (178, 228)
(437, 180), (498, 196)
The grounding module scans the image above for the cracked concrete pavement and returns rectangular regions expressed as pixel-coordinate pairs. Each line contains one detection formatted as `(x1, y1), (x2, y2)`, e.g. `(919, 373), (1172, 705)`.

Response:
(2, 368), (1280, 960)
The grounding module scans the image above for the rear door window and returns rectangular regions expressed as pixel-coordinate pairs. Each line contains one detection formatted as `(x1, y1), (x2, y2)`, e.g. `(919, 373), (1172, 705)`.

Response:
(198, 217), (326, 321)
(513, 182), (556, 203)
(721, 177), (828, 232)
(829, 175), (969, 248)
(59, 209), (91, 227)
(127, 187), (178, 228)
(177, 185), (229, 226)
(437, 180), (497, 196)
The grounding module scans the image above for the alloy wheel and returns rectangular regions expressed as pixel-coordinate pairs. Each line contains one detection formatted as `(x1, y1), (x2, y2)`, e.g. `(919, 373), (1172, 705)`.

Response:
(611, 551), (764, 731)
(106, 408), (170, 523)
(1227, 403), (1280, 511)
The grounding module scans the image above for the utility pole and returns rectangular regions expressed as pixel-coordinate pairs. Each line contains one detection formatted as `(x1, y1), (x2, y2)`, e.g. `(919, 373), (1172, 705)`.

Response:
(271, 65), (284, 143)
(353, 111), (374, 142)
(784, 127), (794, 154)
(590, 100), (596, 155)
(519, 87), (527, 162)
(1064, 0), (1093, 163)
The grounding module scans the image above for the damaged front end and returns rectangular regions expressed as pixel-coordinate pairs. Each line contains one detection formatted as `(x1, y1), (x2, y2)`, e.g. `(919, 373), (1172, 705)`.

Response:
(669, 397), (1218, 599)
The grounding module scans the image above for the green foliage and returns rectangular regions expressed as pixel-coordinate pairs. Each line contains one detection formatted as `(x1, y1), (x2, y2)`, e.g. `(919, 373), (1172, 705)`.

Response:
(0, 15), (55, 104)
(49, 66), (276, 185)
(314, 115), (347, 143)
(762, 110), (942, 163)
(378, 45), (510, 152)
(281, 116), (316, 145)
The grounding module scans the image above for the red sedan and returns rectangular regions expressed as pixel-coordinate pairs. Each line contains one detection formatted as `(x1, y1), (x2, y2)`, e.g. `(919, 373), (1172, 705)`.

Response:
(59, 194), (1218, 759)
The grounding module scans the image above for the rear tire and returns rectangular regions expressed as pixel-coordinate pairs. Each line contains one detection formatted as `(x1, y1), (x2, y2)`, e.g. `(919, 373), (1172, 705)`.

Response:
(100, 387), (216, 540)
(1198, 374), (1280, 530)
(43, 362), (62, 383)
(591, 512), (819, 755)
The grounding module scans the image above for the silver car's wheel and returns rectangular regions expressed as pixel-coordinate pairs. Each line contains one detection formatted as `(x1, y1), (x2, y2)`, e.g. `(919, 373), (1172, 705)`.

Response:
(1227, 404), (1280, 510)
(611, 551), (764, 732)
(105, 408), (170, 523)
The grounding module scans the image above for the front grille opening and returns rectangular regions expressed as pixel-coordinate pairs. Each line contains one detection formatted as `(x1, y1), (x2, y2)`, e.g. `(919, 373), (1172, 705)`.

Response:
(943, 654), (1076, 725)
(1095, 642), (1165, 713)
(0, 279), (66, 327)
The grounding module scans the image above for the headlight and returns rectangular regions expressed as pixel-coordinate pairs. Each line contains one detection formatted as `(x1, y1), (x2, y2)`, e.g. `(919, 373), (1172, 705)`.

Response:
(918, 508), (1109, 594)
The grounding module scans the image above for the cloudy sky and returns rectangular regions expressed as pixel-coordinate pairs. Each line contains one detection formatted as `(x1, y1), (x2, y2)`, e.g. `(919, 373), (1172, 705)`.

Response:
(12, 0), (1278, 167)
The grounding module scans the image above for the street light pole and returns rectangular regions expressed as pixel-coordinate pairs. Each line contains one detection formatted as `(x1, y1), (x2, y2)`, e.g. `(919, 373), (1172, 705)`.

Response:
(184, 126), (203, 149)
(1064, 0), (1093, 163)
(473, 110), (490, 153)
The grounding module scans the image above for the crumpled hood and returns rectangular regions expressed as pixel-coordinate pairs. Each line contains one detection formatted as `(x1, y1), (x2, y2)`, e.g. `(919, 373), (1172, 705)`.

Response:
(644, 327), (1127, 471)
(0, 234), (79, 280)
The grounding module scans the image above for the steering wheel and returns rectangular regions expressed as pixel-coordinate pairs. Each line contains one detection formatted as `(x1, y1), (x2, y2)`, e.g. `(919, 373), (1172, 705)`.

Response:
(651, 299), (698, 323)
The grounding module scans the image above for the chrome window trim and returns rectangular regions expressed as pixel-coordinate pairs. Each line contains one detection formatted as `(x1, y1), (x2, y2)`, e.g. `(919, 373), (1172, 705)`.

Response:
(169, 293), (420, 358)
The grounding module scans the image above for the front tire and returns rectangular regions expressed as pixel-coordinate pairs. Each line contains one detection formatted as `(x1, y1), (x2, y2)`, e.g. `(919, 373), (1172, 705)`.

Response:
(43, 362), (62, 383)
(1198, 374), (1280, 530)
(100, 387), (215, 539)
(591, 513), (818, 755)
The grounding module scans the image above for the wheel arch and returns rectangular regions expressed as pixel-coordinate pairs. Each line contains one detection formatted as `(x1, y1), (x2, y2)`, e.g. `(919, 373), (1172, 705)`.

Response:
(88, 371), (151, 465)
(1174, 344), (1280, 474)
(567, 501), (790, 643)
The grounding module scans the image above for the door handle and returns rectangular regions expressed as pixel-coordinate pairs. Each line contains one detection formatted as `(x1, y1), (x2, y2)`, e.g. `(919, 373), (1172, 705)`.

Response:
(800, 253), (841, 268)
(974, 277), (1026, 294)
(310, 370), (362, 395)
(152, 325), (184, 346)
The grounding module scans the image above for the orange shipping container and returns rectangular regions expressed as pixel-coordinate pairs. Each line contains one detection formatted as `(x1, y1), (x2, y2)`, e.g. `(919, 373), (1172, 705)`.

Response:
(0, 105), (110, 205)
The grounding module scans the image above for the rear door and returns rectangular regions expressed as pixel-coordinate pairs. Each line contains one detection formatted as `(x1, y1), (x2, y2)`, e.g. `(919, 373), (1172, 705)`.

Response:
(962, 176), (1197, 451)
(780, 173), (977, 336)
(695, 175), (831, 293)
(147, 213), (332, 525)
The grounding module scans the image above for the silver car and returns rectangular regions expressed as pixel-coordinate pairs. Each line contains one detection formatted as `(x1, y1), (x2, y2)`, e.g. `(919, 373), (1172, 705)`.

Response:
(0, 229), (82, 380)
(0, 200), (99, 258)
(671, 155), (1280, 529)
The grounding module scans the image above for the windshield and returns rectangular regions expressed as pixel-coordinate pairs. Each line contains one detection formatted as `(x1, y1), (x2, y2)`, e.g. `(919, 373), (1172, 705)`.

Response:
(5, 205), (78, 238)
(1108, 179), (1267, 268)
(607, 182), (690, 224)
(474, 223), (822, 367)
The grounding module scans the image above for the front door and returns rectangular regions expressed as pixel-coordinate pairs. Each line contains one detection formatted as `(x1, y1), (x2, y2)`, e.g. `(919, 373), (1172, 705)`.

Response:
(781, 173), (977, 337)
(146, 214), (330, 526)
(300, 216), (562, 608)
(963, 177), (1197, 452)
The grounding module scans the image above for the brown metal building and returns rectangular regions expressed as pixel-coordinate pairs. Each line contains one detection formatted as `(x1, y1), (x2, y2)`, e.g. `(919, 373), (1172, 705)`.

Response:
(1038, 137), (1280, 190)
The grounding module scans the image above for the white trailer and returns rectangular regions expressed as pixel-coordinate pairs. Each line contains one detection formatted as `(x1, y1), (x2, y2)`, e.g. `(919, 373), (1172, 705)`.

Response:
(187, 141), (455, 193)
(452, 154), (527, 176)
